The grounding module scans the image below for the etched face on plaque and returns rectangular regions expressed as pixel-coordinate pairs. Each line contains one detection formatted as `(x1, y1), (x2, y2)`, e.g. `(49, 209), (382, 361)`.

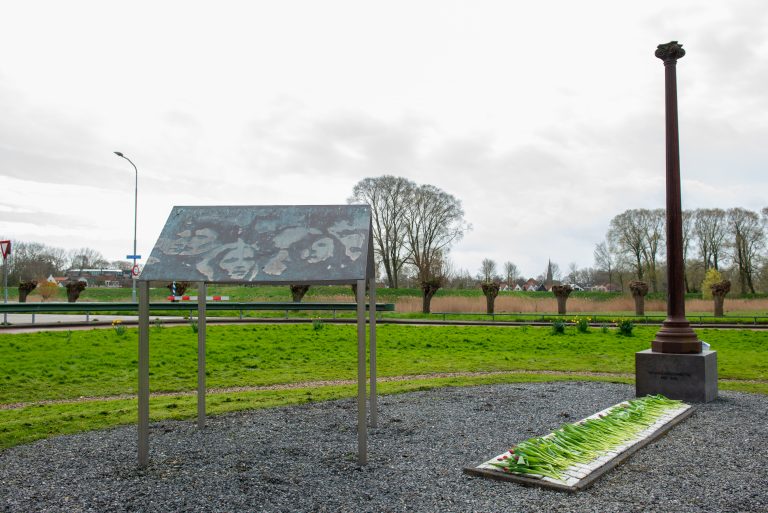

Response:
(141, 205), (371, 283)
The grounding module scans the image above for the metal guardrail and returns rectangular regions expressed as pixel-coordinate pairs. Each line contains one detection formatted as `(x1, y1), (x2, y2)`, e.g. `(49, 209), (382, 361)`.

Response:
(0, 302), (395, 313)
(0, 302), (395, 324)
(3, 303), (766, 326)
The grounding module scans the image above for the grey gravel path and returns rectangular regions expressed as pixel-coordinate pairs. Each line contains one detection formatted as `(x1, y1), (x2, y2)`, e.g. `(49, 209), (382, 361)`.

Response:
(1, 382), (766, 512)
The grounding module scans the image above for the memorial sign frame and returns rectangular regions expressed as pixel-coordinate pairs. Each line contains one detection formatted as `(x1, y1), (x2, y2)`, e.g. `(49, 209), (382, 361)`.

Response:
(137, 205), (379, 466)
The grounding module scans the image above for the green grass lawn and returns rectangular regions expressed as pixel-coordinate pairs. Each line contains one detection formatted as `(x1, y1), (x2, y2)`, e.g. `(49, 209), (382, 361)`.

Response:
(1, 323), (766, 450)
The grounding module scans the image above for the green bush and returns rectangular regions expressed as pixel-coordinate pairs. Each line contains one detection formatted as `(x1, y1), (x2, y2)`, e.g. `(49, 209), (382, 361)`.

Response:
(616, 319), (634, 336)
(701, 269), (723, 300)
(111, 320), (126, 337)
(551, 320), (565, 335)
(574, 317), (591, 333)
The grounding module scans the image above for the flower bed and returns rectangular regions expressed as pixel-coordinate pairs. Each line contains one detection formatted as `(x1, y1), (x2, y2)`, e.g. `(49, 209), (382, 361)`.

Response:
(465, 395), (692, 492)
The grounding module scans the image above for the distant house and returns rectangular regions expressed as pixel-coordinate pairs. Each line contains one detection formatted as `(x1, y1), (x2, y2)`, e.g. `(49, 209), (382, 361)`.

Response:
(523, 278), (539, 291)
(590, 283), (619, 292)
(499, 284), (510, 292)
(46, 275), (67, 287)
(513, 284), (523, 291)
(535, 284), (548, 292)
(65, 268), (132, 287)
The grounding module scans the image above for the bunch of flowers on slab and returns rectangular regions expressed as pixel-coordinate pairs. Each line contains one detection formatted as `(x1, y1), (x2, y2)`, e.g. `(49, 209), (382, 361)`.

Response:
(491, 395), (682, 480)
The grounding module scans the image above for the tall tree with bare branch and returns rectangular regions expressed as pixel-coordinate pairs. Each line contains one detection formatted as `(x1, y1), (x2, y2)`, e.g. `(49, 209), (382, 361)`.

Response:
(593, 240), (615, 289)
(405, 184), (468, 312)
(693, 208), (729, 271)
(727, 207), (764, 294)
(480, 258), (497, 283)
(607, 209), (647, 281)
(349, 175), (415, 288)
(503, 261), (519, 287)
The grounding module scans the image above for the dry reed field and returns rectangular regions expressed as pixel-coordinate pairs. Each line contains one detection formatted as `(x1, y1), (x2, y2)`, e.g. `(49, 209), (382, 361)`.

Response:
(390, 296), (768, 315)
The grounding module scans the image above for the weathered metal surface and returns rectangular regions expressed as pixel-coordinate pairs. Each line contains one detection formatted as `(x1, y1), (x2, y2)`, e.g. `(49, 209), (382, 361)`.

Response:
(140, 205), (371, 283)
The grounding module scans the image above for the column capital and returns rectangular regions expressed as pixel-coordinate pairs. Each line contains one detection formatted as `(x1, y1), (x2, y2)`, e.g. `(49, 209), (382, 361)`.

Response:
(655, 41), (685, 62)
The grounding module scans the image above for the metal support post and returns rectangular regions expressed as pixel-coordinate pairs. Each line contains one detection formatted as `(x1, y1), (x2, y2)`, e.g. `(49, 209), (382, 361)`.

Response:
(138, 281), (150, 466)
(198, 282), (206, 428)
(356, 279), (367, 465)
(369, 275), (377, 428)
(2, 257), (7, 325)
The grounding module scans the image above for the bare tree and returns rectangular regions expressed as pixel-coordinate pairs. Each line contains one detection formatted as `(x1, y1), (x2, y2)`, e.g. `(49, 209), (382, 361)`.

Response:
(693, 208), (728, 271)
(479, 258), (497, 282)
(405, 184), (468, 312)
(606, 208), (665, 291)
(5, 241), (65, 285)
(110, 260), (134, 271)
(503, 261), (519, 287)
(349, 175), (415, 288)
(69, 247), (108, 271)
(593, 241), (615, 288)
(566, 262), (579, 285)
(641, 209), (665, 292)
(46, 247), (70, 273)
(607, 209), (646, 281)
(727, 208), (764, 294)
(577, 267), (597, 288)
(682, 210), (695, 292)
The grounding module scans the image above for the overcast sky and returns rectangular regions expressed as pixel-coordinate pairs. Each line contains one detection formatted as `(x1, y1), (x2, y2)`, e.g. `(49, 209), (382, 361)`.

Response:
(1, 0), (766, 279)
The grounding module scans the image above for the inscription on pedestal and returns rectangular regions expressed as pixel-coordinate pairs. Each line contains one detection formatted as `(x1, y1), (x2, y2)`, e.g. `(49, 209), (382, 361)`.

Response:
(648, 371), (691, 381)
(636, 349), (717, 403)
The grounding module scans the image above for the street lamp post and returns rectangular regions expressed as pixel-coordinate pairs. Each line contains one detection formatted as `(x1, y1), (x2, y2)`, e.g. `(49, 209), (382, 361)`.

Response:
(114, 151), (139, 303)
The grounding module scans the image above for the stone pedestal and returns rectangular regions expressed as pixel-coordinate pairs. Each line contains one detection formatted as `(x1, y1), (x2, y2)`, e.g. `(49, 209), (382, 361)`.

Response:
(635, 349), (718, 403)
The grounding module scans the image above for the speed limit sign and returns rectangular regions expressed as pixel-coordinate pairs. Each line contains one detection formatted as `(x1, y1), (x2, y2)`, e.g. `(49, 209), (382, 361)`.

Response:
(132, 264), (141, 277)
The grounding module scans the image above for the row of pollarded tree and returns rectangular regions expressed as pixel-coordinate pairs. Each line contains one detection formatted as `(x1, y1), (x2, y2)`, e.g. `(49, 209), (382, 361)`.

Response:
(13, 280), (88, 303)
(627, 279), (732, 317)
(479, 279), (734, 318)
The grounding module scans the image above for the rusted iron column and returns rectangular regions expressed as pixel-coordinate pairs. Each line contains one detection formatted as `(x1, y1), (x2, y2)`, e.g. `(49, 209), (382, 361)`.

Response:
(652, 41), (701, 354)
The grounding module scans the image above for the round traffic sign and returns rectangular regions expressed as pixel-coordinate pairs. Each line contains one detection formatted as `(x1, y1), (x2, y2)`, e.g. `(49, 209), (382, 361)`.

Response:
(132, 264), (140, 277)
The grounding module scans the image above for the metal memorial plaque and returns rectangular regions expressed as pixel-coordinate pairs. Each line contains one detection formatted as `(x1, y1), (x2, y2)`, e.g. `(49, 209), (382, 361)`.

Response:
(140, 205), (371, 283)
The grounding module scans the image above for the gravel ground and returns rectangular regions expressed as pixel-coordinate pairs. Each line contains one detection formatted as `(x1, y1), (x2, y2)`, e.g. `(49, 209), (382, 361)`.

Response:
(1, 382), (766, 513)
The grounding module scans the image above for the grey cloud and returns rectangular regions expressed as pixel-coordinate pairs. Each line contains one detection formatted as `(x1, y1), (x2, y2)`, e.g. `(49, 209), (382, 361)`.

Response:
(242, 110), (432, 180)
(0, 94), (128, 190)
(0, 204), (93, 229)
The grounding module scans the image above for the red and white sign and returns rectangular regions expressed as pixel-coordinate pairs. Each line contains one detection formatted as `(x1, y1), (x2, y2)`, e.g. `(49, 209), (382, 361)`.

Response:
(132, 264), (141, 277)
(167, 296), (229, 301)
(0, 240), (10, 259)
